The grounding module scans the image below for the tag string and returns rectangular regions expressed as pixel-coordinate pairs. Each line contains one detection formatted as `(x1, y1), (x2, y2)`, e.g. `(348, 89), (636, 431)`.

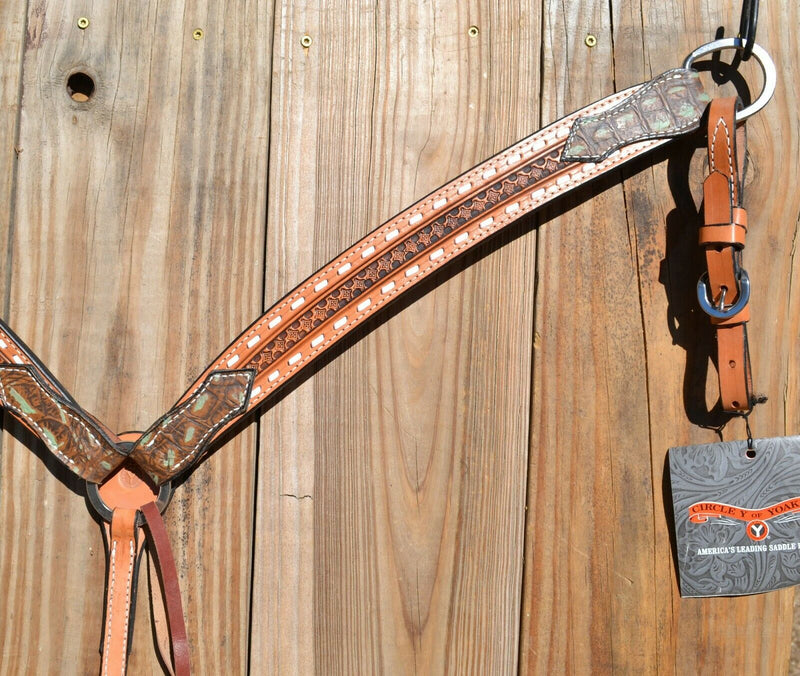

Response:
(744, 414), (754, 451)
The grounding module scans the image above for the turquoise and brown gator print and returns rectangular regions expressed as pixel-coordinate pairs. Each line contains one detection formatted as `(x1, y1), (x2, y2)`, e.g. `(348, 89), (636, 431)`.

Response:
(0, 364), (254, 484)
(561, 68), (711, 162)
(128, 369), (254, 484)
(0, 364), (126, 482)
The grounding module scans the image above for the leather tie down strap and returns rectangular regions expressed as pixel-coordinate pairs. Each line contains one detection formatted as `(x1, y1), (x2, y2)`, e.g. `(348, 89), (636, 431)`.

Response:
(700, 98), (753, 412)
(0, 67), (717, 671)
(140, 502), (191, 676)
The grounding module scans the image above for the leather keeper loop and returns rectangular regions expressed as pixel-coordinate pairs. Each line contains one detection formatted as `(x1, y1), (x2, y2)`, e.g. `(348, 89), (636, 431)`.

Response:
(699, 207), (748, 247)
(699, 223), (747, 247)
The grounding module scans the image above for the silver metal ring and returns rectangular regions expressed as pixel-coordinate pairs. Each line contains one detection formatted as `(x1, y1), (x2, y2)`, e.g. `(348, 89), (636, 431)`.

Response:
(682, 38), (776, 121)
(696, 269), (751, 319)
(86, 480), (173, 524)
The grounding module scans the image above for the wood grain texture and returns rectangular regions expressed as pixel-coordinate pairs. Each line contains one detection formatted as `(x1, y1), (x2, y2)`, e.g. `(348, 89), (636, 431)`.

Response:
(521, 0), (799, 673)
(250, 1), (540, 672)
(0, 0), (270, 672)
(1, 1), (799, 674)
(0, 0), (30, 667)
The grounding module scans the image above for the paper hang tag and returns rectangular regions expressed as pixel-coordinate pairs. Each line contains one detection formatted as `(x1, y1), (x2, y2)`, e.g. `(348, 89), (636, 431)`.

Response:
(669, 435), (800, 597)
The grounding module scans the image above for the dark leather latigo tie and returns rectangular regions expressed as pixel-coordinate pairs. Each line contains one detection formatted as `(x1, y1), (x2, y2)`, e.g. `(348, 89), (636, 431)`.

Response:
(0, 39), (774, 673)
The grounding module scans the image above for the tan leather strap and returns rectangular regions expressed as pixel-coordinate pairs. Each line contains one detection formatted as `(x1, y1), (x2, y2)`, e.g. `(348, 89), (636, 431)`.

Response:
(150, 68), (710, 482)
(701, 98), (753, 412)
(140, 501), (191, 676)
(0, 68), (710, 485)
(95, 462), (179, 676)
(100, 508), (142, 676)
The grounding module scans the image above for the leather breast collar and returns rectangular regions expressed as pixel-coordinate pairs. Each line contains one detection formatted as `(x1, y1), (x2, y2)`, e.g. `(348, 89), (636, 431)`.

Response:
(0, 37), (776, 673)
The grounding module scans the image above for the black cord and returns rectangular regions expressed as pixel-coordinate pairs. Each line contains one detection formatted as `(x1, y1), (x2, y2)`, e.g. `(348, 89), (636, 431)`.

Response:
(738, 0), (759, 61)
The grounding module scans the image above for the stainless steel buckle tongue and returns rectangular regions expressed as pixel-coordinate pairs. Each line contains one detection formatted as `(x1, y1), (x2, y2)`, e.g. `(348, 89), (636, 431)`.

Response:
(696, 269), (751, 320)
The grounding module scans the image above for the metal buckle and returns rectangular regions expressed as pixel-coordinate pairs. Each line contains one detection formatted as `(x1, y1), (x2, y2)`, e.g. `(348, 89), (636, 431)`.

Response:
(682, 38), (776, 121)
(696, 269), (751, 319)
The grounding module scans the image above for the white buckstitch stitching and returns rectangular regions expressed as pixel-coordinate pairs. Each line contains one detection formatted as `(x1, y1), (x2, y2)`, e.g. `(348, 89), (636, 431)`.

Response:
(224, 107), (628, 371)
(0, 330), (28, 365)
(120, 538), (134, 675)
(216, 88), (639, 369)
(246, 136), (662, 407)
(102, 539), (117, 676)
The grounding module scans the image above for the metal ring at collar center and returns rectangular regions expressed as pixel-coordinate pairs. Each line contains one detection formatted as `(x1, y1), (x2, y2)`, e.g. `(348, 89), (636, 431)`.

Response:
(86, 480), (173, 524)
(682, 38), (776, 121)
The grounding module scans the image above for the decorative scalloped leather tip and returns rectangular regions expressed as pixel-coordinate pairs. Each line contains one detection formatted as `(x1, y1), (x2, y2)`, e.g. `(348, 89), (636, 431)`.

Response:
(0, 363), (126, 482)
(129, 368), (256, 484)
(561, 68), (711, 163)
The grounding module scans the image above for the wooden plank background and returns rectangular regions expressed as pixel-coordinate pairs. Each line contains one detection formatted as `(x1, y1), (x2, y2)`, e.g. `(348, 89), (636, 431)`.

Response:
(0, 1), (798, 673)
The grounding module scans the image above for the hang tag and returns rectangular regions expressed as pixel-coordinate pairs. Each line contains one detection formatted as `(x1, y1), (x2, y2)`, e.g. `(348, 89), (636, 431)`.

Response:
(669, 435), (800, 597)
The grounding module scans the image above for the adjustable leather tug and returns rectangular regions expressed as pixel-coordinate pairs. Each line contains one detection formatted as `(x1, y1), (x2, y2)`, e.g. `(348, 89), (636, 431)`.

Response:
(698, 98), (754, 412)
(93, 461), (189, 675)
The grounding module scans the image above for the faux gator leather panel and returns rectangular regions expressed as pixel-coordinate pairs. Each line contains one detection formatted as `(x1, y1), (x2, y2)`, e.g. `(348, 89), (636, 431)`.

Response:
(129, 370), (254, 483)
(561, 69), (710, 162)
(0, 364), (125, 482)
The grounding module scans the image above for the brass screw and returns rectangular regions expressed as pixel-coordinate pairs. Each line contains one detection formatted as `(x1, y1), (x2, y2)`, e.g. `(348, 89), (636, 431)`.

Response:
(585, 34), (597, 48)
(77, 17), (90, 30)
(468, 25), (479, 37)
(192, 28), (204, 40)
(300, 34), (313, 48)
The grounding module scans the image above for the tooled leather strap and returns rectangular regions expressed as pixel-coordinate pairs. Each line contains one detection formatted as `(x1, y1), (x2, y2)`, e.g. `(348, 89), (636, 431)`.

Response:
(139, 68), (711, 483)
(0, 65), (712, 675)
(0, 68), (710, 484)
(701, 98), (753, 412)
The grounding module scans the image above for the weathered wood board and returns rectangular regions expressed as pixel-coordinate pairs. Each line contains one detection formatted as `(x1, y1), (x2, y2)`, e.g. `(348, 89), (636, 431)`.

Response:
(0, 1), (798, 674)
(0, 0), (271, 672)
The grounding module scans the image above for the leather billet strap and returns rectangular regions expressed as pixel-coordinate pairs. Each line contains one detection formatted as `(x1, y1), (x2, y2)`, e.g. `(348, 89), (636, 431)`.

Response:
(0, 68), (710, 485)
(95, 465), (189, 675)
(100, 508), (143, 676)
(701, 98), (753, 412)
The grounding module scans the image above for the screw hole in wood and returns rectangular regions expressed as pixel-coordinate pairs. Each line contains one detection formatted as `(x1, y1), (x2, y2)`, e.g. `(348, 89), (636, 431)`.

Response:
(66, 72), (94, 102)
